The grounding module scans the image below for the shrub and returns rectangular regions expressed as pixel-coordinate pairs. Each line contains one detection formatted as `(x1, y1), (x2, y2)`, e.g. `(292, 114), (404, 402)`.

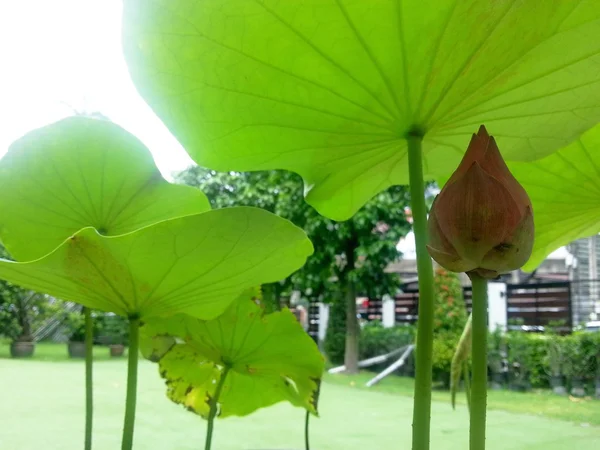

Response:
(359, 321), (415, 360)
(578, 332), (600, 379)
(63, 311), (87, 342)
(505, 331), (549, 388)
(587, 333), (600, 378)
(55, 306), (104, 343)
(0, 283), (21, 340)
(526, 335), (550, 388)
(0, 288), (54, 342)
(491, 330), (600, 390)
(103, 314), (130, 346)
(432, 329), (461, 386)
(506, 331), (533, 389)
(544, 334), (567, 377)
(564, 333), (597, 380)
(325, 306), (415, 368)
(488, 326), (506, 373)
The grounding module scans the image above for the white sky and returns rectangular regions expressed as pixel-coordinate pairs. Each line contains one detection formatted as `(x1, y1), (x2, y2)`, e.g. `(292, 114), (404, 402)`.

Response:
(0, 0), (194, 178)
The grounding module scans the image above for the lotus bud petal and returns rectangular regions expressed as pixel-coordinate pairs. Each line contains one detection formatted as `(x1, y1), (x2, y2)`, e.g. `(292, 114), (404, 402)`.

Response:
(427, 126), (534, 279)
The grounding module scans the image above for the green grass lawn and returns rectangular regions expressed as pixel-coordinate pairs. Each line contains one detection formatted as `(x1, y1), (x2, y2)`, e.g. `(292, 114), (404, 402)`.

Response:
(325, 371), (600, 427)
(0, 340), (114, 362)
(1, 343), (599, 449)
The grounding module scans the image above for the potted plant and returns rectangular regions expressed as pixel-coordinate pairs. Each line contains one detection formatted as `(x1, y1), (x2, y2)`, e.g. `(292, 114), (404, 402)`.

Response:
(103, 314), (129, 357)
(0, 245), (55, 358)
(0, 282), (48, 357)
(63, 311), (87, 358)
(544, 335), (567, 395)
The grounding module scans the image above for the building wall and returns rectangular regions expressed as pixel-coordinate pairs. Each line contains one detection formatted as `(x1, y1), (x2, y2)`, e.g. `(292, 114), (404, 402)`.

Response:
(568, 235), (600, 325)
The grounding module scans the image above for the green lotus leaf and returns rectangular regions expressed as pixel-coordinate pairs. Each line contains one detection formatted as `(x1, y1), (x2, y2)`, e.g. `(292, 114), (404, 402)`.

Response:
(123, 0), (600, 220)
(140, 334), (176, 363)
(0, 116), (209, 260)
(0, 208), (313, 318)
(509, 124), (600, 271)
(144, 289), (324, 418)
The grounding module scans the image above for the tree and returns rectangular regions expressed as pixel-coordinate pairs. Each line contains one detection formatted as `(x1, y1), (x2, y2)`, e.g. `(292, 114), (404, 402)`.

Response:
(176, 167), (412, 373)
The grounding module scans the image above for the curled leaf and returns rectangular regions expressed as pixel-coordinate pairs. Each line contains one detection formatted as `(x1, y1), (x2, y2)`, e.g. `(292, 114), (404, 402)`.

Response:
(144, 290), (324, 418)
(450, 314), (472, 410)
(0, 116), (209, 260)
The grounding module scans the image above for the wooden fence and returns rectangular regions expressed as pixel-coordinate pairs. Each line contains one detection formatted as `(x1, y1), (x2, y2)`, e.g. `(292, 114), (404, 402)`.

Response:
(366, 281), (572, 332)
(506, 281), (571, 332)
(365, 298), (383, 321)
(310, 280), (588, 339)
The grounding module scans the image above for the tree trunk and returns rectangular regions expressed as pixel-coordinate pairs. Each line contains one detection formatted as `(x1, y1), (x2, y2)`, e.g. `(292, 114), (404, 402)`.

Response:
(343, 278), (359, 374)
(343, 228), (359, 374)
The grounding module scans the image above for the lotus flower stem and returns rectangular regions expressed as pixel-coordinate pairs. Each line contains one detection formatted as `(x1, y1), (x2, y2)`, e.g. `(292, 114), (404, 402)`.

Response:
(469, 274), (488, 450)
(305, 409), (311, 450)
(121, 316), (140, 450)
(407, 131), (435, 450)
(84, 307), (93, 450)
(205, 366), (231, 450)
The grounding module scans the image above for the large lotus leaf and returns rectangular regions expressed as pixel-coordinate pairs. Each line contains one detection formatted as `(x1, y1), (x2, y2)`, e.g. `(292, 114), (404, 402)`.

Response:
(509, 124), (600, 271)
(123, 0), (600, 220)
(0, 208), (313, 318)
(0, 116), (209, 261)
(143, 290), (324, 418)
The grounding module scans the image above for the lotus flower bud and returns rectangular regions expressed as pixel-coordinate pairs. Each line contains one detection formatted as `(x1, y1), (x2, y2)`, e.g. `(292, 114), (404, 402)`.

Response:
(427, 126), (534, 279)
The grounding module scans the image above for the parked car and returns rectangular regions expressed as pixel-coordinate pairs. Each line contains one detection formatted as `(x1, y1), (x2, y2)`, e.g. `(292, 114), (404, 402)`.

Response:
(584, 320), (600, 332)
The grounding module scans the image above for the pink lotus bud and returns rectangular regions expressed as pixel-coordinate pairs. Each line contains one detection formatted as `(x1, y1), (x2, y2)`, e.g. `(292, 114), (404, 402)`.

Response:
(427, 126), (534, 279)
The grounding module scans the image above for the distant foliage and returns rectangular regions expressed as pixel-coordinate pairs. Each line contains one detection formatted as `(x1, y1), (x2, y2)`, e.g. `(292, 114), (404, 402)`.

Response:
(431, 268), (468, 385)
(359, 321), (415, 360)
(563, 333), (598, 380)
(324, 295), (346, 365)
(506, 332), (546, 388)
(498, 330), (600, 391)
(0, 245), (51, 341)
(432, 268), (468, 332)
(325, 313), (416, 367)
